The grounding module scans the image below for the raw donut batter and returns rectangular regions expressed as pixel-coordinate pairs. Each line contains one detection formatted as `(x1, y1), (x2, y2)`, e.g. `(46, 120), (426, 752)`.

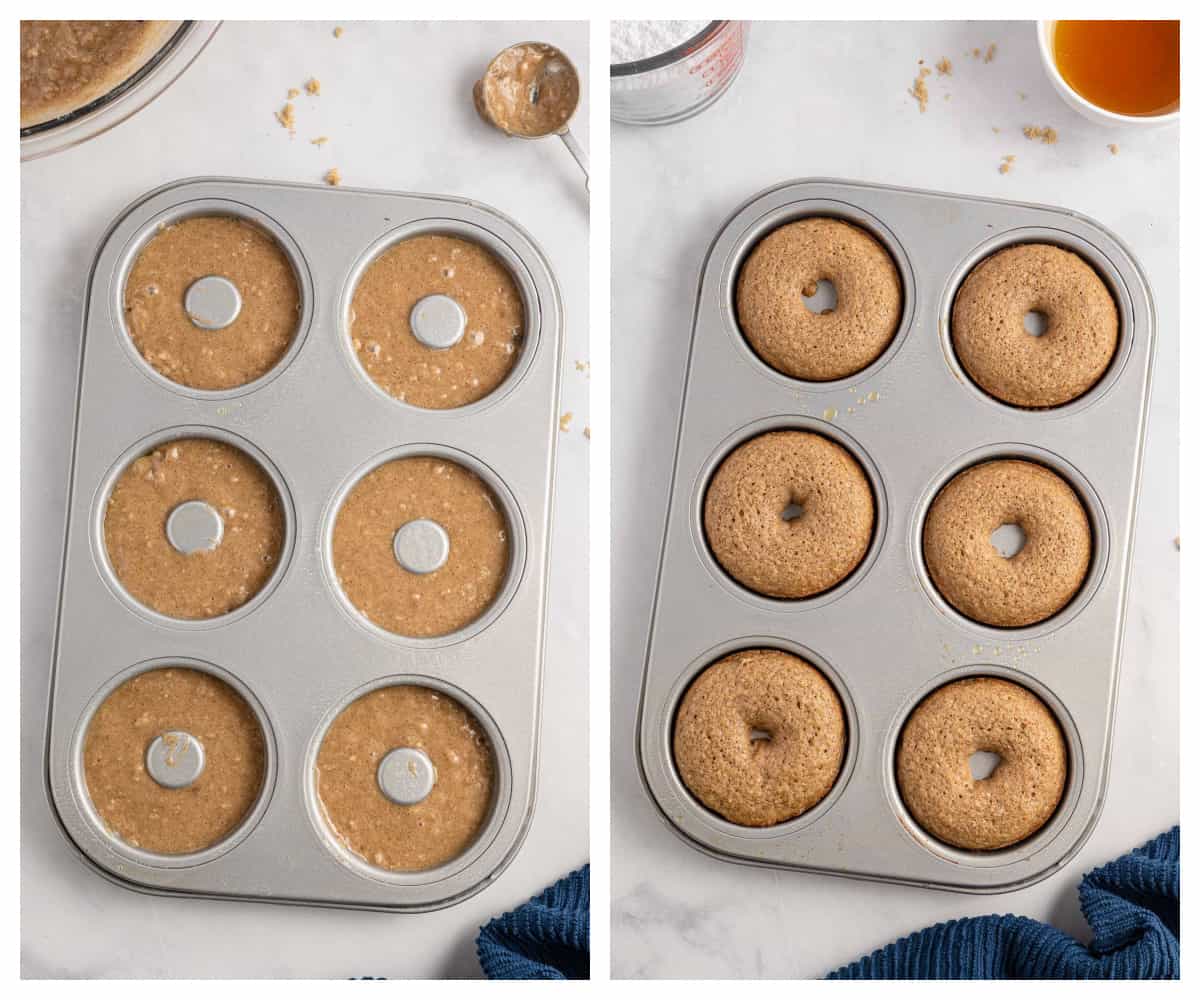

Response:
(349, 234), (524, 409)
(124, 215), (301, 390)
(83, 667), (266, 855)
(315, 684), (495, 872)
(103, 438), (285, 620)
(332, 456), (510, 638)
(20, 20), (173, 128)
(474, 42), (579, 137)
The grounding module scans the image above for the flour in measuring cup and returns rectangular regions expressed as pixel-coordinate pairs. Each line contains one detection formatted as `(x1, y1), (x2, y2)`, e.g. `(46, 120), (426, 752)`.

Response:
(610, 21), (710, 65)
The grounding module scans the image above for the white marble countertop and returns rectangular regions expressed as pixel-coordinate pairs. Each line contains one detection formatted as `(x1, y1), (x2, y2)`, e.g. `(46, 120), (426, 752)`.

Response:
(611, 20), (1178, 979)
(21, 20), (589, 979)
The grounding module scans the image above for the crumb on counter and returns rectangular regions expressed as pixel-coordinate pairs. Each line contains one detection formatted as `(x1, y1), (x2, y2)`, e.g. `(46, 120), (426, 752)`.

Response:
(574, 360), (590, 374)
(324, 167), (342, 186)
(333, 26), (344, 38)
(306, 78), (321, 96)
(999, 154), (1016, 175)
(1174, 535), (1180, 550)
(936, 57), (952, 76)
(909, 65), (931, 113)
(275, 101), (296, 134)
(992, 126), (1001, 134)
(1018, 91), (1027, 101)
(984, 43), (997, 63)
(1023, 125), (1059, 144)
(559, 412), (573, 432)
(311, 135), (329, 146)
(1108, 143), (1120, 155)
(287, 87), (300, 99)
(583, 426), (591, 441)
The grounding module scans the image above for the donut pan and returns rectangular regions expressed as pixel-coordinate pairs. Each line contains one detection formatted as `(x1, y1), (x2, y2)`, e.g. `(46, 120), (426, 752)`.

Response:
(44, 177), (563, 910)
(635, 178), (1155, 893)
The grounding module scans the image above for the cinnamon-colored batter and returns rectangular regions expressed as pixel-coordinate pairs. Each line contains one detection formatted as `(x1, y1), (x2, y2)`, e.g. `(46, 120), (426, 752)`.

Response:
(103, 438), (286, 620)
(349, 234), (524, 409)
(332, 456), (510, 638)
(83, 667), (266, 855)
(124, 216), (301, 390)
(20, 20), (174, 128)
(474, 42), (579, 137)
(316, 685), (495, 872)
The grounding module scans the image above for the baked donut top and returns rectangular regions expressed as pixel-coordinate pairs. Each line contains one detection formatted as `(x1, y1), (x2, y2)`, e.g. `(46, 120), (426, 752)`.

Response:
(704, 430), (875, 599)
(952, 243), (1119, 408)
(922, 459), (1091, 628)
(736, 217), (903, 381)
(896, 676), (1067, 851)
(673, 648), (846, 827)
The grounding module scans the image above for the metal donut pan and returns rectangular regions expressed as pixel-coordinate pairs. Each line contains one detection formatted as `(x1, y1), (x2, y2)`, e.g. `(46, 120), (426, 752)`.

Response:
(44, 176), (563, 910)
(635, 178), (1155, 893)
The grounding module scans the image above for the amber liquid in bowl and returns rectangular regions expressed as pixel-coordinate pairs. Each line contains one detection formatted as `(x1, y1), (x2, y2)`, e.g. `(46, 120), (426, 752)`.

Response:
(1052, 20), (1180, 116)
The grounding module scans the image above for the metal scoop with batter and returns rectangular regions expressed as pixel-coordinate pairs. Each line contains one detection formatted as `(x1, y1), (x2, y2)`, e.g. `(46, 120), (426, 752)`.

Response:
(474, 41), (589, 186)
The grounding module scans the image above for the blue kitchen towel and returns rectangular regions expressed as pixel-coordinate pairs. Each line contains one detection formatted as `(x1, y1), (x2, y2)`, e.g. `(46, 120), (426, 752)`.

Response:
(829, 826), (1179, 979)
(476, 864), (590, 980)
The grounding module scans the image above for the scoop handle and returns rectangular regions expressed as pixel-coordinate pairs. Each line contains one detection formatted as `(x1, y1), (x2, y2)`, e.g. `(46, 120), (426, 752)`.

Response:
(558, 128), (590, 189)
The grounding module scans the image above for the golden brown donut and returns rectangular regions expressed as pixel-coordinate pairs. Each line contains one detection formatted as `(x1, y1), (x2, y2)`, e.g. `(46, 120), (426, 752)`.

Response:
(736, 217), (903, 381)
(923, 459), (1091, 627)
(673, 648), (846, 827)
(703, 430), (875, 598)
(951, 243), (1119, 408)
(896, 676), (1068, 850)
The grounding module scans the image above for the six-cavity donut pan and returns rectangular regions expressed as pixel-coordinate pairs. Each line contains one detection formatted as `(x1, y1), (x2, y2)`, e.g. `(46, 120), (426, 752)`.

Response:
(44, 177), (563, 911)
(636, 178), (1156, 893)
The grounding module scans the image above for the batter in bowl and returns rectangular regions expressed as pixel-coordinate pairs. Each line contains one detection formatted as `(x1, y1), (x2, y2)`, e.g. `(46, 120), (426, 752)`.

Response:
(315, 684), (496, 872)
(348, 234), (524, 409)
(83, 666), (266, 856)
(103, 437), (286, 620)
(20, 20), (175, 128)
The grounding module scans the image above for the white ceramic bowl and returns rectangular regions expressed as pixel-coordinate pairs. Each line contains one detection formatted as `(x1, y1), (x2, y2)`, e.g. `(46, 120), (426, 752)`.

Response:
(1036, 20), (1179, 128)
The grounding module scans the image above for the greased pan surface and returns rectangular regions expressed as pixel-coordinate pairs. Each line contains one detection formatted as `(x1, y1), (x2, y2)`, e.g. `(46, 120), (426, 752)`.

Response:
(46, 177), (562, 910)
(636, 178), (1154, 893)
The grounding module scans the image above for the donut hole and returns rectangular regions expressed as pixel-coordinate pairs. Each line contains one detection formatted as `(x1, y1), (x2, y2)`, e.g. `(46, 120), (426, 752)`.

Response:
(780, 500), (806, 523)
(801, 278), (838, 315)
(989, 522), (1028, 559)
(1022, 309), (1049, 337)
(968, 750), (1002, 781)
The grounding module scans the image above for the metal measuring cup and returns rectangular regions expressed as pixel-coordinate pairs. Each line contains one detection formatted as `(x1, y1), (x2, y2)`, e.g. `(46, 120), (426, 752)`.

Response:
(474, 41), (589, 186)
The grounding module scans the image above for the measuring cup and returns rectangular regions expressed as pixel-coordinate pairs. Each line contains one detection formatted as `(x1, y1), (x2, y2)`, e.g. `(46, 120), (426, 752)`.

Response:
(474, 42), (589, 186)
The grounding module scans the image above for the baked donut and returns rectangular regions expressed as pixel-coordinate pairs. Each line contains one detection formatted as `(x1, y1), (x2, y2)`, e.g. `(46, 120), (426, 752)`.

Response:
(923, 459), (1091, 627)
(896, 676), (1068, 850)
(703, 430), (875, 598)
(673, 648), (846, 826)
(951, 243), (1119, 408)
(736, 217), (903, 381)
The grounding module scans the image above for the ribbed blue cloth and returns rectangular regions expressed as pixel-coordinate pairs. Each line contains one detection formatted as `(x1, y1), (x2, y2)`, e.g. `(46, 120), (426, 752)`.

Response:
(829, 827), (1179, 979)
(476, 864), (590, 980)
